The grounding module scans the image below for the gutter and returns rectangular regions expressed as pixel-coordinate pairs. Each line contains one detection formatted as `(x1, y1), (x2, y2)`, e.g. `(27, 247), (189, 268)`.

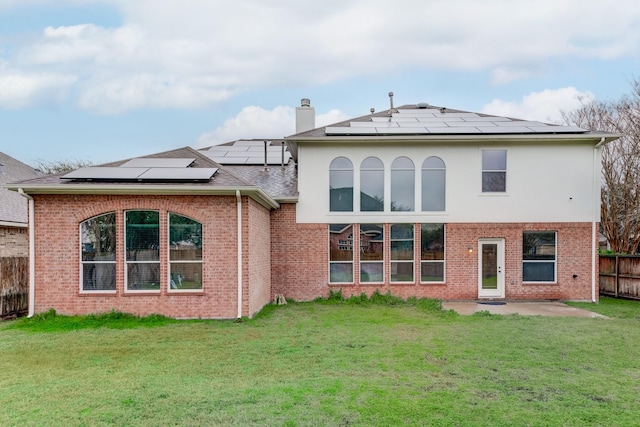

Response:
(236, 190), (243, 319)
(17, 189), (35, 318)
(592, 137), (606, 302)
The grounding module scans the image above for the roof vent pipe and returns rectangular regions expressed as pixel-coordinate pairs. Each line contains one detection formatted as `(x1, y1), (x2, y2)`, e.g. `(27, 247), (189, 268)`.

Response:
(281, 141), (285, 171)
(296, 98), (315, 133)
(263, 140), (269, 171)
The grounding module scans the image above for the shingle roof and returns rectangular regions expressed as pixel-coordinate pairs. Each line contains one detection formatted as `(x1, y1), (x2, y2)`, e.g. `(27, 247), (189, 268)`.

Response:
(0, 152), (40, 224)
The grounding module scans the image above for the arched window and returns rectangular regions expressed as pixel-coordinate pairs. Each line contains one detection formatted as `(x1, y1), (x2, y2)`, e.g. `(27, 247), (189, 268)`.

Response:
(80, 212), (116, 292)
(360, 157), (384, 212)
(330, 157), (353, 212)
(421, 156), (446, 211)
(391, 157), (415, 211)
(169, 213), (203, 291)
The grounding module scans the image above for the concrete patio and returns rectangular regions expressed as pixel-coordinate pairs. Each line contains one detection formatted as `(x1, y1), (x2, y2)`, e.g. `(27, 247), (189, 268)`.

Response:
(442, 301), (607, 318)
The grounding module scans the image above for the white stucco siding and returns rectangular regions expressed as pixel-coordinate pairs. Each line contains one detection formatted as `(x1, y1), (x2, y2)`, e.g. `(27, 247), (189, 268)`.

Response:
(296, 141), (598, 224)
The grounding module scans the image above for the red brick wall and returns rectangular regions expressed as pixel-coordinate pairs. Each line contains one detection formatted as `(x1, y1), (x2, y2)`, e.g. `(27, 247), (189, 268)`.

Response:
(270, 203), (328, 300)
(272, 213), (597, 302)
(247, 198), (272, 316)
(31, 194), (271, 319)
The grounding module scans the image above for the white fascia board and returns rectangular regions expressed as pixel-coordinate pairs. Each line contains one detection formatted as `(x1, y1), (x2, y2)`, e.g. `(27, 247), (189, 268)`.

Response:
(0, 220), (28, 228)
(287, 133), (621, 145)
(7, 184), (280, 210)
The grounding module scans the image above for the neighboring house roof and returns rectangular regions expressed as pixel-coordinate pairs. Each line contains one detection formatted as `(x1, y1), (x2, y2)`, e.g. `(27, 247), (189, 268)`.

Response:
(0, 152), (40, 226)
(285, 103), (621, 160)
(5, 146), (294, 209)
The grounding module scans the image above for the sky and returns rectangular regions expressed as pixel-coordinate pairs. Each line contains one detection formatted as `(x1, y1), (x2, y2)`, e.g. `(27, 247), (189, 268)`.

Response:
(0, 0), (639, 166)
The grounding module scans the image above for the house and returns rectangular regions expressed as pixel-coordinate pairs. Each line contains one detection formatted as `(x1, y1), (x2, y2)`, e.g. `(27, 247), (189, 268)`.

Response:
(6, 98), (619, 318)
(0, 152), (40, 257)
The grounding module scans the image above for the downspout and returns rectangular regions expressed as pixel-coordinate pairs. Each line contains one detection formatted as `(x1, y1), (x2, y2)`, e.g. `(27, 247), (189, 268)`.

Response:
(18, 189), (35, 317)
(592, 137), (606, 302)
(236, 190), (243, 318)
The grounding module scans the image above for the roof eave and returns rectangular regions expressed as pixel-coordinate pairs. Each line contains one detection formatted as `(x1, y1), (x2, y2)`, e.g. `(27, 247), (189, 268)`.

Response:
(285, 132), (621, 145)
(6, 184), (280, 210)
(0, 220), (27, 228)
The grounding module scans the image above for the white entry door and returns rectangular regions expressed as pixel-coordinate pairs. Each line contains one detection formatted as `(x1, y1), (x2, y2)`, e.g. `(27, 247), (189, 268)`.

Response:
(478, 239), (505, 299)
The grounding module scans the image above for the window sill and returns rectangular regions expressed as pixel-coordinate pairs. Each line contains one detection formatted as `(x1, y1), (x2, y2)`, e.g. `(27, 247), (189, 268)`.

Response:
(523, 282), (558, 285)
(390, 282), (417, 285)
(79, 291), (117, 296)
(124, 291), (161, 296)
(478, 192), (509, 197)
(167, 290), (205, 296)
(420, 282), (446, 285)
(329, 282), (354, 286)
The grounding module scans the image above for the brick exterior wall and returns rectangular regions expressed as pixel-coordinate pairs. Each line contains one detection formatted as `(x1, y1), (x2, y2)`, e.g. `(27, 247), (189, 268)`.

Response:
(0, 226), (28, 257)
(31, 194), (271, 319)
(271, 217), (598, 302)
(270, 203), (328, 300)
(247, 198), (272, 316)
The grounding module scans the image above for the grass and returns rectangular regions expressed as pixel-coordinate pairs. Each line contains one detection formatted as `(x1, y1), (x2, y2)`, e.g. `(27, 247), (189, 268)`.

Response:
(1, 296), (639, 426)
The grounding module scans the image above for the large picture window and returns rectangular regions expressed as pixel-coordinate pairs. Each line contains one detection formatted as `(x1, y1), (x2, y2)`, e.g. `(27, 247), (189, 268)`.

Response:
(360, 157), (384, 212)
(421, 223), (445, 283)
(329, 224), (353, 283)
(360, 224), (384, 283)
(422, 157), (445, 211)
(330, 157), (354, 212)
(81, 213), (116, 291)
(391, 157), (415, 211)
(523, 231), (556, 282)
(391, 224), (414, 282)
(125, 210), (160, 291)
(169, 213), (203, 291)
(482, 150), (507, 192)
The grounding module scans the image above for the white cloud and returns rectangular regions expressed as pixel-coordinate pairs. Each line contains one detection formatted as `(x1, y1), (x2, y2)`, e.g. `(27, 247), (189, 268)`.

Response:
(2, 0), (639, 112)
(0, 72), (76, 108)
(197, 105), (349, 146)
(480, 87), (595, 123)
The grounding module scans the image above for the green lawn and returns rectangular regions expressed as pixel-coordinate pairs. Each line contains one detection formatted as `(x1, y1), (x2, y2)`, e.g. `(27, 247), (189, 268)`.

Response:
(1, 297), (640, 426)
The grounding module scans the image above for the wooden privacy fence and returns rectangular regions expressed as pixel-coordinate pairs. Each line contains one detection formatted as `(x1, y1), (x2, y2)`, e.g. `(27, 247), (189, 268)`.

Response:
(600, 255), (640, 299)
(0, 257), (28, 319)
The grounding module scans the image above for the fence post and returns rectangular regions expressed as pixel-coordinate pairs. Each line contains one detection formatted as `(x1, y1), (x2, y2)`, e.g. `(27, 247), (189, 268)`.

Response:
(615, 255), (619, 298)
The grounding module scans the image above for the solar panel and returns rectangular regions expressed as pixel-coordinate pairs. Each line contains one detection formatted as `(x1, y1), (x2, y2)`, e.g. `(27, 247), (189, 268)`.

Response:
(62, 167), (148, 180)
(120, 158), (196, 168)
(137, 168), (217, 180)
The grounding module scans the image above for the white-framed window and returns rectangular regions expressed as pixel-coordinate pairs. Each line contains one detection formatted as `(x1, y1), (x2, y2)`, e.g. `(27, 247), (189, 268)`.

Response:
(330, 157), (354, 212)
(125, 210), (160, 292)
(523, 231), (556, 282)
(482, 149), (507, 192)
(421, 157), (445, 211)
(329, 224), (354, 283)
(360, 157), (384, 212)
(391, 224), (414, 282)
(420, 223), (445, 283)
(80, 212), (116, 292)
(391, 157), (415, 211)
(360, 224), (384, 283)
(168, 213), (203, 291)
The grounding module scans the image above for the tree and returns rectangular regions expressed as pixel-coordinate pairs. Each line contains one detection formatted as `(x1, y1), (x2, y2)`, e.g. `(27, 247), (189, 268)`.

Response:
(34, 158), (93, 174)
(562, 78), (640, 254)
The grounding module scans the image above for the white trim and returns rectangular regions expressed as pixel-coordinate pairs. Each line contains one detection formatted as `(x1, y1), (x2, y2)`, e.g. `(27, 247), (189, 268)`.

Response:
(592, 137), (605, 302)
(0, 220), (28, 228)
(17, 189), (35, 317)
(236, 190), (243, 318)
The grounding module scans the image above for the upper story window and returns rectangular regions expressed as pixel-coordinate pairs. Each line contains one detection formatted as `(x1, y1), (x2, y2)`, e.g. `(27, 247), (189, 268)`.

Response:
(360, 157), (384, 212)
(421, 156), (446, 211)
(391, 157), (415, 212)
(330, 157), (354, 212)
(482, 149), (507, 192)
(80, 213), (116, 292)
(169, 213), (203, 291)
(125, 210), (160, 291)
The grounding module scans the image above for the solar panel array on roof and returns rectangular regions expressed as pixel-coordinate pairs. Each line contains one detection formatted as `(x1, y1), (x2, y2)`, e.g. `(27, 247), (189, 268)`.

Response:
(201, 141), (291, 165)
(325, 107), (588, 136)
(61, 165), (217, 182)
(120, 158), (196, 168)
